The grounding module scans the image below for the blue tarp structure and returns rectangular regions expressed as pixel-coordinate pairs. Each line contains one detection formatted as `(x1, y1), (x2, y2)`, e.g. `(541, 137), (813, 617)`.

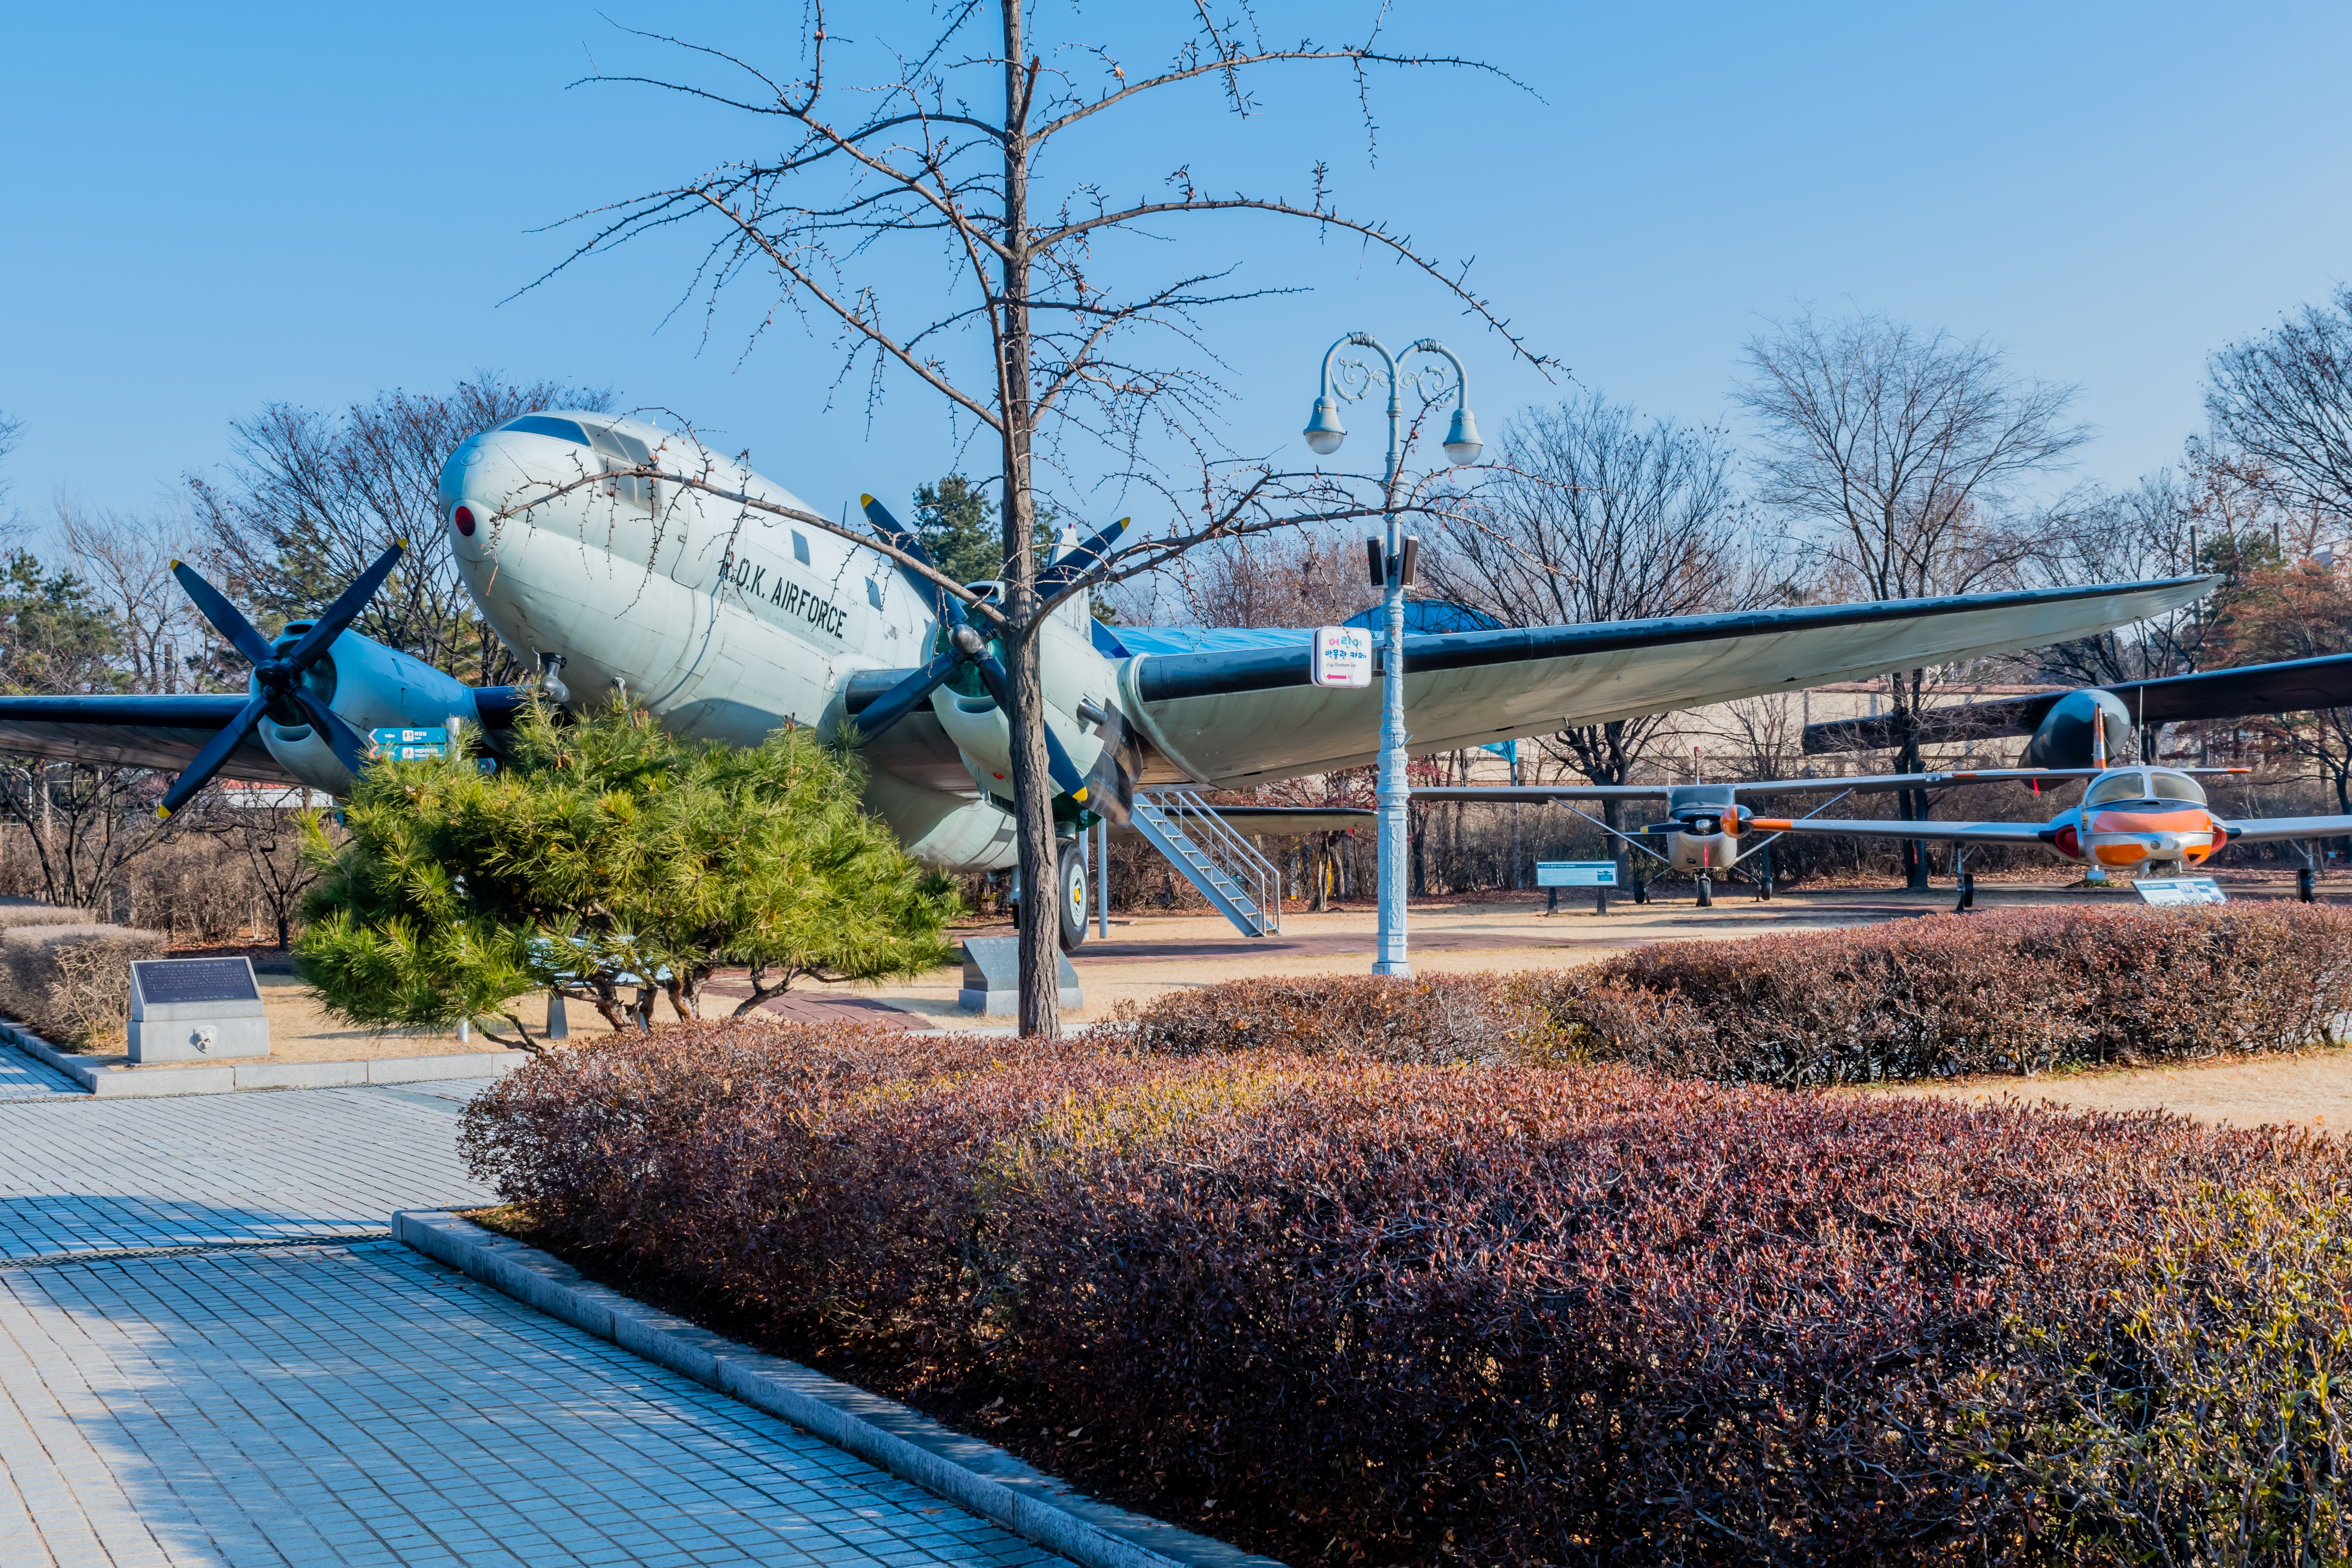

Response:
(1100, 600), (1504, 660)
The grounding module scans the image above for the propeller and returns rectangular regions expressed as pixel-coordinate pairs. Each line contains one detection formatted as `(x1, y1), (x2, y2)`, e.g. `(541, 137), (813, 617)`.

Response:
(852, 497), (1095, 804)
(155, 542), (406, 818)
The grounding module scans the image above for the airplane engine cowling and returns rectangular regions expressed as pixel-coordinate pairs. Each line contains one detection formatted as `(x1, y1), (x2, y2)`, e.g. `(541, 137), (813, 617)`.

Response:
(2023, 688), (2134, 768)
(258, 718), (358, 796)
(252, 628), (484, 796)
(1664, 829), (1738, 873)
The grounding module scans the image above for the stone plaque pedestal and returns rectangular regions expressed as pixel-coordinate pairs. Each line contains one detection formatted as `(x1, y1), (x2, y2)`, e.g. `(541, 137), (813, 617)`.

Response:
(127, 957), (270, 1063)
(957, 937), (1081, 1016)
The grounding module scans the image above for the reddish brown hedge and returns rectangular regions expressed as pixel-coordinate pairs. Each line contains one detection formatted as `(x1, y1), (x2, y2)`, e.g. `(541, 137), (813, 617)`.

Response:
(1546, 903), (2352, 1083)
(461, 1016), (2352, 1564)
(1111, 904), (2352, 1086)
(1112, 972), (1516, 1062)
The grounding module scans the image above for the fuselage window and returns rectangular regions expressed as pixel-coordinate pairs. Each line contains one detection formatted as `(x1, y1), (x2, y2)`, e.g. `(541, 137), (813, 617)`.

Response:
(501, 415), (590, 446)
(866, 577), (885, 609)
(2148, 770), (2209, 805)
(792, 531), (812, 566)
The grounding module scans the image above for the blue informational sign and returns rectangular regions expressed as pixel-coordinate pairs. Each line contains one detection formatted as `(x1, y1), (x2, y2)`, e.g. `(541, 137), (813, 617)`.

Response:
(1536, 860), (1618, 887)
(370, 726), (448, 760)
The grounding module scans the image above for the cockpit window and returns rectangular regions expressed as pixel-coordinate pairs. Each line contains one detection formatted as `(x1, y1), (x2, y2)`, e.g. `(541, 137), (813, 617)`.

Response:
(2148, 770), (2208, 805)
(501, 415), (590, 446)
(2085, 771), (2149, 806)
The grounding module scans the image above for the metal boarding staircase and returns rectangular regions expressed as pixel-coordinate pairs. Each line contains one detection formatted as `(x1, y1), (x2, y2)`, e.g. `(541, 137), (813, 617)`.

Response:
(1130, 789), (1283, 936)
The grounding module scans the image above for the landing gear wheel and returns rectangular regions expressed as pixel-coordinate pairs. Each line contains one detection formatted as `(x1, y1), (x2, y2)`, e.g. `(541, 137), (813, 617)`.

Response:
(1057, 838), (1089, 951)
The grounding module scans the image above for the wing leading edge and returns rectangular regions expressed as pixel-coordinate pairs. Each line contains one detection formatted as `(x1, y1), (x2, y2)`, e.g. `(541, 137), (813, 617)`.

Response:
(0, 694), (298, 784)
(1125, 576), (2216, 787)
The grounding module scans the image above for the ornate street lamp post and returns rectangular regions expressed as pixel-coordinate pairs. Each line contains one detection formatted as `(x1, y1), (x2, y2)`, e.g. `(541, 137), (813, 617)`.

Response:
(1303, 333), (1481, 976)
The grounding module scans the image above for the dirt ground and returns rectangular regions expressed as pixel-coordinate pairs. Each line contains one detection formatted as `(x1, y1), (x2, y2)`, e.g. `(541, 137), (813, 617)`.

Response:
(121, 872), (2352, 1131)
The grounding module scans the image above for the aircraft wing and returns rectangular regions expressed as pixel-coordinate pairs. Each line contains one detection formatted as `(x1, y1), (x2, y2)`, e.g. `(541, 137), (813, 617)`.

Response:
(1121, 804), (1376, 837)
(1411, 785), (1668, 803)
(1743, 815), (2054, 845)
(1412, 769), (2116, 804)
(1805, 649), (2352, 755)
(2223, 815), (2352, 844)
(1124, 576), (2213, 787)
(0, 695), (300, 784)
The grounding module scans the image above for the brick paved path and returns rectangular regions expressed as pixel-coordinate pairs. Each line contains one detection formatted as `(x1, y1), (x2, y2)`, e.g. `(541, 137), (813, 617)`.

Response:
(0, 1073), (1062, 1568)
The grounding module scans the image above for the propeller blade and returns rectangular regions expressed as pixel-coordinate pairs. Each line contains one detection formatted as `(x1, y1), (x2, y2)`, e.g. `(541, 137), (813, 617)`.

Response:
(860, 495), (950, 620)
(968, 652), (1093, 803)
(171, 562), (278, 668)
(291, 688), (374, 778)
(847, 652), (961, 742)
(280, 541), (406, 672)
(1035, 517), (1129, 595)
(156, 694), (270, 819)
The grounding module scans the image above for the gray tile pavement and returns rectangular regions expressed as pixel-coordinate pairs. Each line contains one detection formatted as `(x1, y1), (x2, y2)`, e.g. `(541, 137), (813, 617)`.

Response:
(0, 1087), (494, 1261)
(0, 1078), (1063, 1566)
(0, 1242), (1054, 1567)
(0, 1047), (85, 1102)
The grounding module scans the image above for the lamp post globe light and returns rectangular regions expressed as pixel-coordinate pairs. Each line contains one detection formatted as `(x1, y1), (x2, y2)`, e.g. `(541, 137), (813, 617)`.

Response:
(1301, 332), (1481, 977)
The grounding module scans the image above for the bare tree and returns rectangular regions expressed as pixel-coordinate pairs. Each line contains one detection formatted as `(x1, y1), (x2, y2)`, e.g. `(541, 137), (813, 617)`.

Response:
(0, 410), (21, 504)
(1426, 392), (1763, 871)
(2206, 285), (2352, 527)
(540, 5), (1547, 1034)
(1739, 309), (2086, 887)
(55, 503), (209, 694)
(188, 374), (611, 684)
(1153, 529), (1372, 629)
(192, 787), (330, 949)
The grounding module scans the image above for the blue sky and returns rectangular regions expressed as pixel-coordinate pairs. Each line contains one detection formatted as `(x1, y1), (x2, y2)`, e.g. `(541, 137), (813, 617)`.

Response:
(6, 2), (2351, 534)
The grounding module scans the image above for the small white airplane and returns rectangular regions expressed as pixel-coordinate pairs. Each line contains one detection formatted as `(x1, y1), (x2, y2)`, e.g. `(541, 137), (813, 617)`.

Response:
(0, 409), (2215, 943)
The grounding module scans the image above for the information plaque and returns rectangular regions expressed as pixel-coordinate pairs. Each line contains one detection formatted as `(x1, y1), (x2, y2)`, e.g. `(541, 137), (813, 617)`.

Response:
(128, 956), (270, 1064)
(1536, 861), (1619, 887)
(130, 958), (259, 1006)
(2134, 877), (2227, 907)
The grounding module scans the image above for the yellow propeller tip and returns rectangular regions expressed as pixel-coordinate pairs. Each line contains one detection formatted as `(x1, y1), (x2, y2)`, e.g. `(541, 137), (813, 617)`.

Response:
(169, 559), (182, 570)
(393, 538), (408, 550)
(860, 493), (876, 506)
(155, 806), (172, 821)
(1072, 787), (1089, 803)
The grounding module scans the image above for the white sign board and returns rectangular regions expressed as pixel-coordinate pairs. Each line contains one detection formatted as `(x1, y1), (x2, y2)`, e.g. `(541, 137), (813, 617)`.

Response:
(1310, 625), (1374, 688)
(1537, 860), (1619, 887)
(2135, 877), (2227, 907)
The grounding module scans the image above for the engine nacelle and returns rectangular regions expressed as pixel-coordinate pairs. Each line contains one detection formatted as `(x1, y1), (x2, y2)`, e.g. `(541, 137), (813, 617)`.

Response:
(2023, 688), (2133, 769)
(1662, 829), (1737, 873)
(253, 626), (485, 795)
(928, 609), (1136, 822)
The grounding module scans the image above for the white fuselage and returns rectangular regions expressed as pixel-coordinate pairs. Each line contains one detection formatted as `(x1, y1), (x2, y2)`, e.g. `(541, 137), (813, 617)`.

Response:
(436, 412), (1116, 871)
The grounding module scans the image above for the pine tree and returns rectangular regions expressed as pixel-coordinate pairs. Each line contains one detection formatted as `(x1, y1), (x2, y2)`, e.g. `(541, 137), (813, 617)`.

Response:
(294, 702), (958, 1046)
(913, 475), (1002, 587)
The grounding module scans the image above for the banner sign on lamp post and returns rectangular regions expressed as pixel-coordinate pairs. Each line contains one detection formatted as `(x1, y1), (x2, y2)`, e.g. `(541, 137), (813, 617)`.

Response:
(1311, 625), (1373, 688)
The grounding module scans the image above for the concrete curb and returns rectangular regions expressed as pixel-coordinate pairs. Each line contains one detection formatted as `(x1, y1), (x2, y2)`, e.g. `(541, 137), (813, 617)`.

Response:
(0, 1021), (525, 1097)
(395, 1210), (1282, 1568)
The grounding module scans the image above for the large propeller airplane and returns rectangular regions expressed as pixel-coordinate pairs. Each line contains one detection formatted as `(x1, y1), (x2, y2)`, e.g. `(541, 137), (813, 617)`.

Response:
(0, 409), (2221, 945)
